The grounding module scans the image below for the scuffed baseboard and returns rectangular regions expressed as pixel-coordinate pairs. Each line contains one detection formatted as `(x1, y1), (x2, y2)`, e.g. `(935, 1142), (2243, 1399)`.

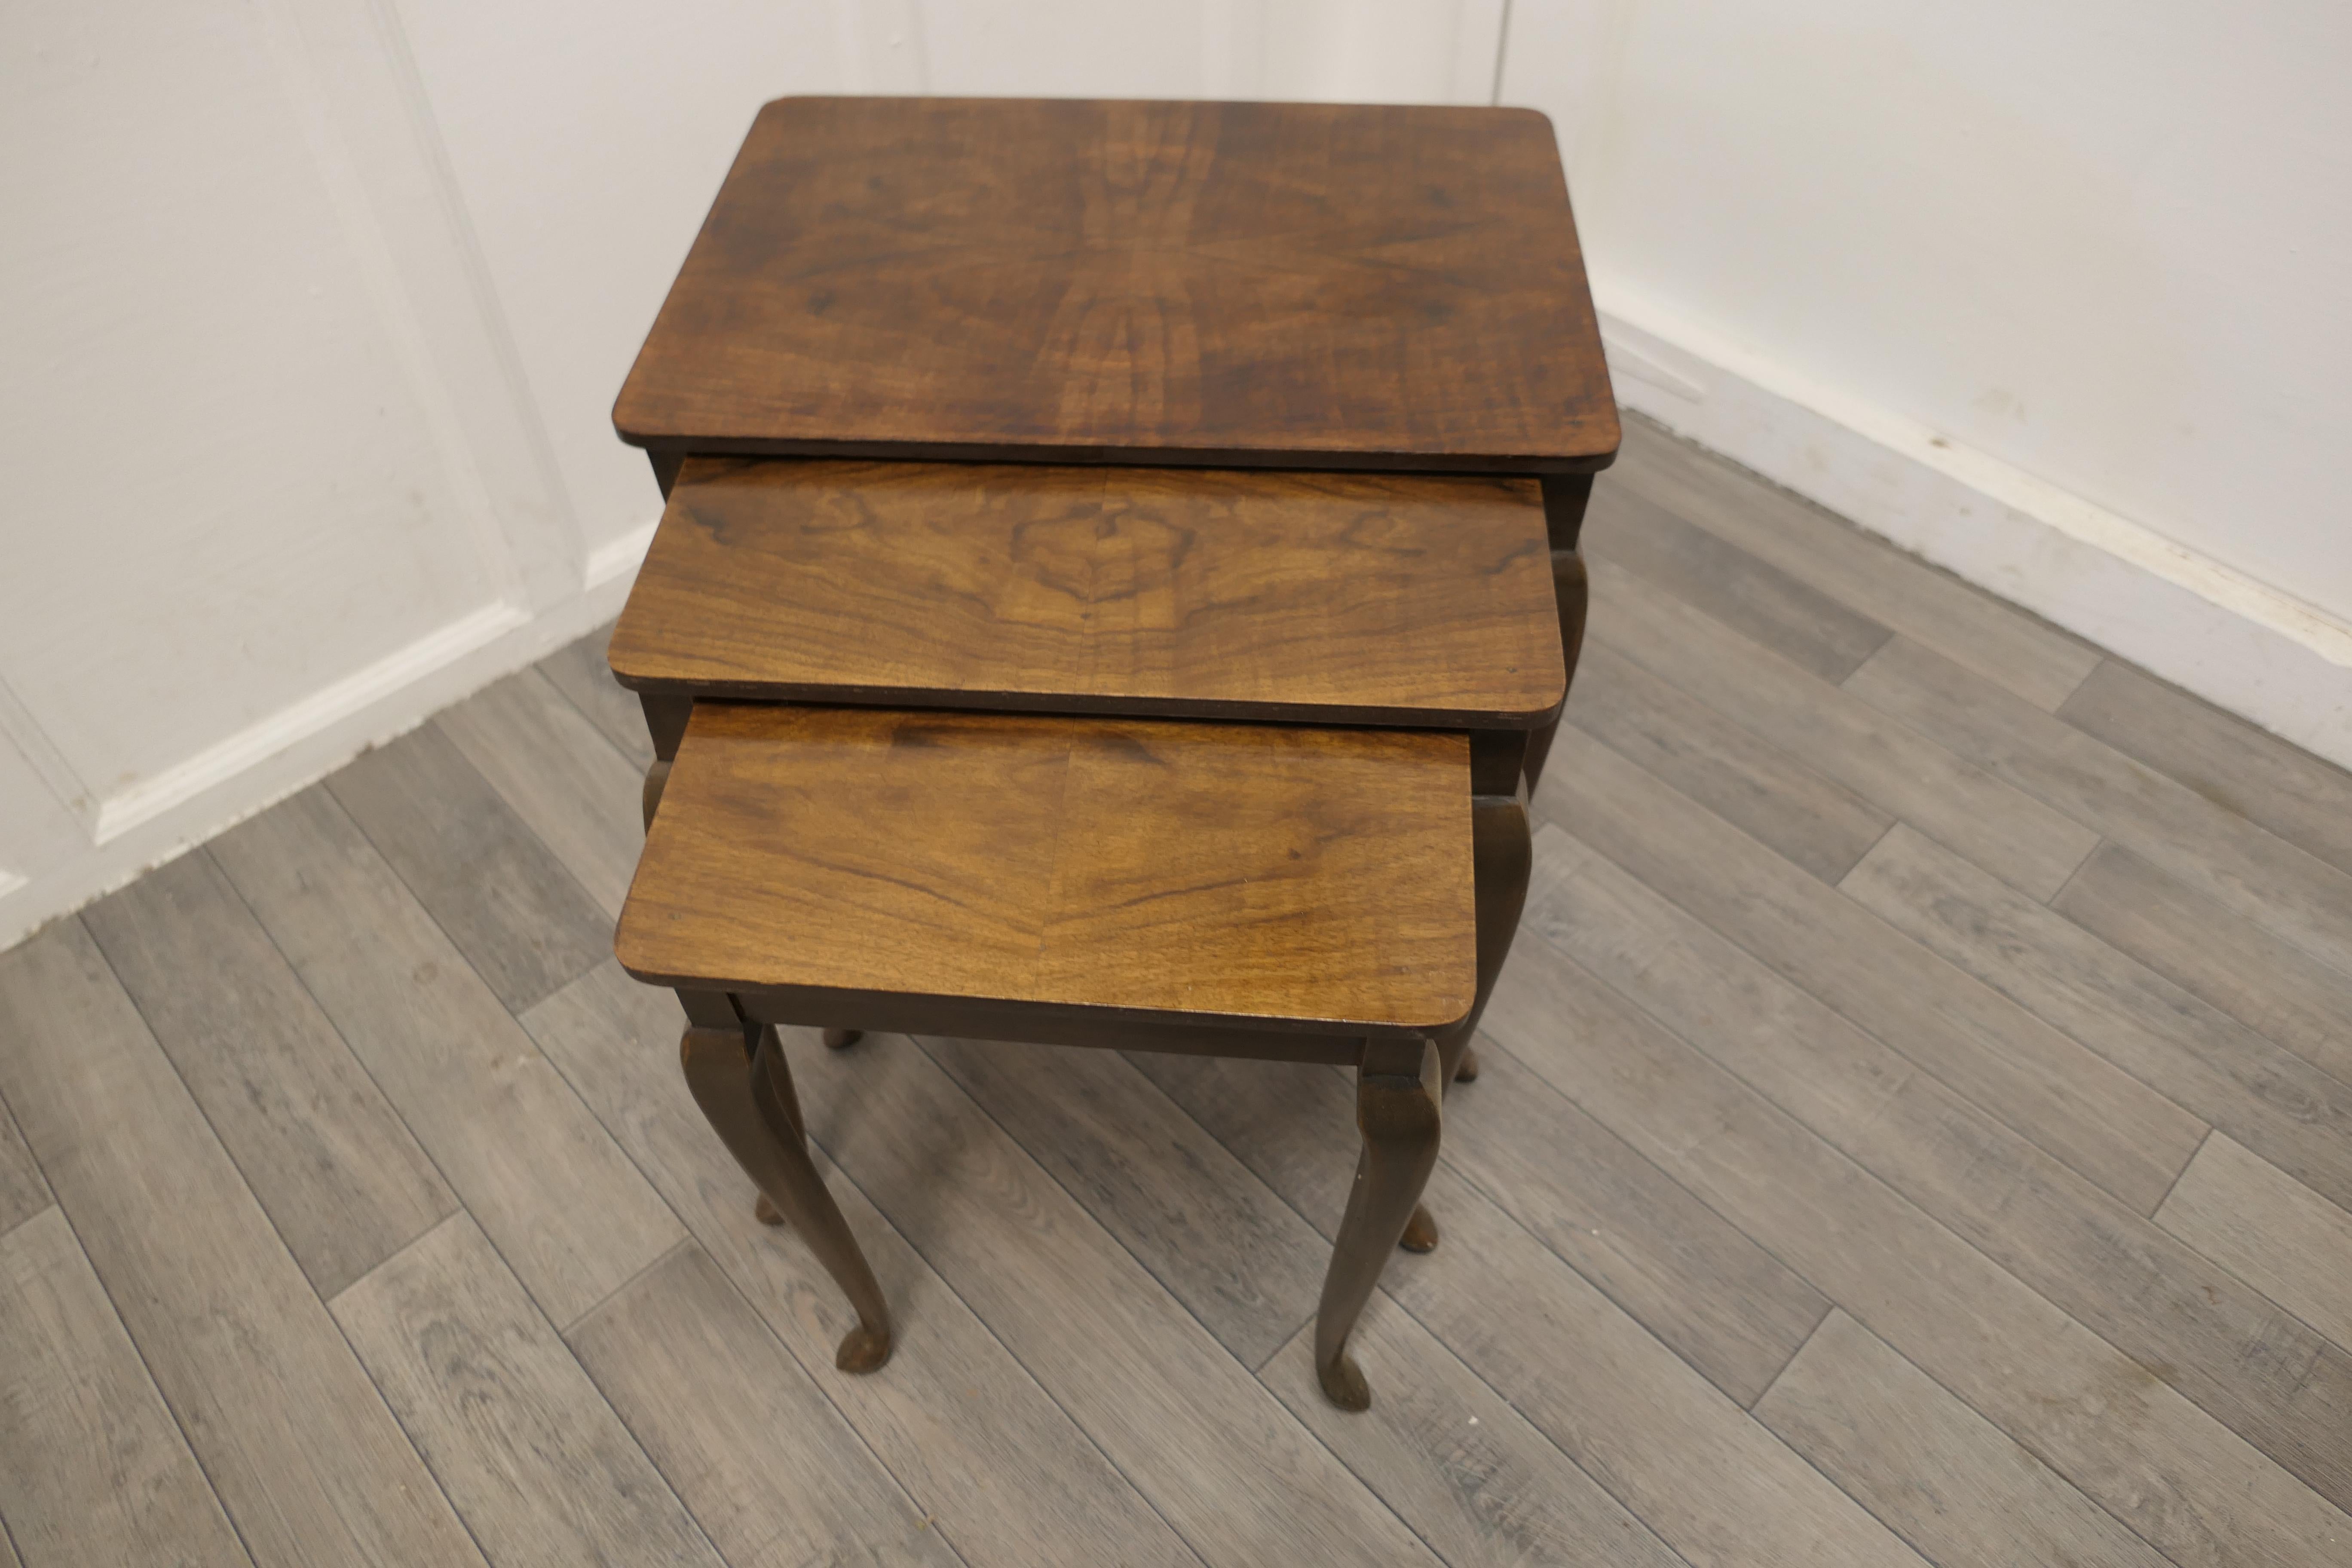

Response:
(1594, 286), (2352, 773)
(0, 520), (660, 953)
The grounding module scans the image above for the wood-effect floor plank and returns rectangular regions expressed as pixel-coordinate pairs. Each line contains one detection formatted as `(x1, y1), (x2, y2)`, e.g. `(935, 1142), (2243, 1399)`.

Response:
(1262, 1296), (1691, 1568)
(0, 1092), (49, 1239)
(81, 852), (456, 1298)
(1126, 1055), (1359, 1229)
(2059, 657), (2352, 879)
(2055, 843), (2352, 1089)
(0, 922), (487, 1568)
(1136, 1050), (1925, 1568)
(520, 960), (1203, 1568)
(567, 1240), (962, 1568)
(2157, 1135), (2352, 1354)
(1754, 1310), (2173, 1568)
(1544, 739), (2203, 1215)
(324, 725), (609, 1014)
(1390, 1166), (1923, 1568)
(1610, 415), (2102, 710)
(1584, 479), (1893, 682)
(1478, 912), (2352, 1568)
(437, 668), (646, 919)
(211, 788), (679, 1329)
(0, 1205), (250, 1568)
(1846, 636), (2352, 979)
(919, 1037), (1328, 1372)
(332, 1213), (727, 1568)
(1425, 1035), (1829, 1407)
(1578, 556), (2098, 900)
(793, 1029), (1441, 1568)
(1845, 825), (2352, 1212)
(1563, 639), (1893, 882)
(1530, 811), (2352, 1522)
(536, 625), (656, 771)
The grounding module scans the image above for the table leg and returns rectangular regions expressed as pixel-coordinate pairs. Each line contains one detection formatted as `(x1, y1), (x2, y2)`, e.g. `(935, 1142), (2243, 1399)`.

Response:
(640, 760), (670, 831)
(678, 1012), (893, 1372)
(1317, 1037), (1442, 1410)
(1524, 473), (1593, 792)
(1402, 770), (1531, 1253)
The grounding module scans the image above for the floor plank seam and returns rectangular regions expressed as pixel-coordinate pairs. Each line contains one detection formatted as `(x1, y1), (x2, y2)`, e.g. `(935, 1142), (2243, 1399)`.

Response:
(1491, 968), (2137, 1553)
(311, 1221), (542, 1568)
(518, 1025), (995, 1568)
(1839, 643), (2352, 992)
(2148, 1128), (2216, 1225)
(2041, 833), (2108, 909)
(1550, 747), (2178, 1213)
(1493, 914), (2352, 1535)
(908, 1033), (1299, 1385)
(1754, 1310), (2185, 1568)
(71, 904), (492, 1568)
(1431, 1057), (1824, 1413)
(2036, 828), (2105, 909)
(1109, 1042), (1709, 1561)
(0, 1201), (58, 1250)
(1741, 1298), (1836, 1415)
(31, 1188), (270, 1568)
(1252, 1308), (1314, 1376)
(528, 666), (646, 778)
(188, 848), (477, 1293)
(413, 1228), (744, 1568)
(1356, 1280), (1704, 1568)
(1368, 1170), (1793, 1566)
(1561, 602), (2088, 908)
(554, 1232), (697, 1340)
(1828, 823), (2352, 1210)
(1111, 1047), (1696, 1563)
(1613, 414), (2109, 713)
(0, 1090), (54, 1217)
(591, 1234), (985, 1568)
(802, 1043), (1216, 1568)
(322, 768), (609, 1020)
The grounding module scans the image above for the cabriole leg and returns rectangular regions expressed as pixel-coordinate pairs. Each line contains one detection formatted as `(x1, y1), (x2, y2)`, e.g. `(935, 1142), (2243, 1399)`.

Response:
(678, 1009), (892, 1372)
(1317, 1037), (1442, 1410)
(1404, 768), (1532, 1254)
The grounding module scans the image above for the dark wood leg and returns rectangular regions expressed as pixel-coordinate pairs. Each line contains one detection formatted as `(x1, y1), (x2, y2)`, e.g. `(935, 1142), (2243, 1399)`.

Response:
(646, 449), (685, 501)
(1406, 770), (1533, 1253)
(678, 1017), (892, 1372)
(1525, 473), (1593, 792)
(640, 760), (670, 832)
(1317, 1038), (1442, 1410)
(1522, 551), (1588, 790)
(823, 1029), (864, 1050)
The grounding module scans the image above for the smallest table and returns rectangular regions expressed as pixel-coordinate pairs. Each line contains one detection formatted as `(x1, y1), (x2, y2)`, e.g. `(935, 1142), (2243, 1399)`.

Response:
(619, 701), (1478, 1408)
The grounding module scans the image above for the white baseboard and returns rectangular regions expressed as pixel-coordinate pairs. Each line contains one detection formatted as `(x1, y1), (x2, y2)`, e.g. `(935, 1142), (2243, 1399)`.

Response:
(1593, 285), (2352, 773)
(93, 600), (530, 843)
(0, 528), (657, 953)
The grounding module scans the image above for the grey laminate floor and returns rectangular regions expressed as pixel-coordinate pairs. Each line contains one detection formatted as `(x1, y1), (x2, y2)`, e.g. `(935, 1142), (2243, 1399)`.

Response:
(5, 415), (2351, 1567)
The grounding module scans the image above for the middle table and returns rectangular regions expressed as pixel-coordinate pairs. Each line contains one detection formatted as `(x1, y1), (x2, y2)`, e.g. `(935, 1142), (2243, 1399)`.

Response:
(612, 454), (1563, 1101)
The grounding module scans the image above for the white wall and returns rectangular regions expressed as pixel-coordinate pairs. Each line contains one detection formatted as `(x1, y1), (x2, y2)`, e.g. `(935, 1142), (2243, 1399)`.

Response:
(6, 0), (2348, 951)
(1508, 0), (2352, 760)
(0, 0), (1509, 950)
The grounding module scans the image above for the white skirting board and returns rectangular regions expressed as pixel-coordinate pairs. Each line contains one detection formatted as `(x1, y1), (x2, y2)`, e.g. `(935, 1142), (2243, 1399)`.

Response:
(1595, 288), (2352, 774)
(0, 524), (659, 954)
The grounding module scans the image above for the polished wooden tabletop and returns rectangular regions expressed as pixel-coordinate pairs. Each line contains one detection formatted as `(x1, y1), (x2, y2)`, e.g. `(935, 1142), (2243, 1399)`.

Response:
(614, 96), (1616, 472)
(616, 703), (1476, 1035)
(607, 457), (1565, 728)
